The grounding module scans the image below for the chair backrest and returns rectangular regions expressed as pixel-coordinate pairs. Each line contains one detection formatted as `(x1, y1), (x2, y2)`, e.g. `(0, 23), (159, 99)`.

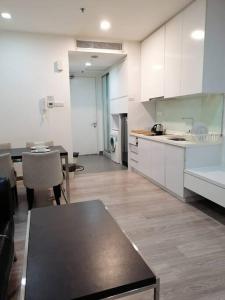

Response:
(0, 143), (11, 150)
(22, 150), (63, 189)
(0, 153), (14, 187)
(26, 141), (54, 148)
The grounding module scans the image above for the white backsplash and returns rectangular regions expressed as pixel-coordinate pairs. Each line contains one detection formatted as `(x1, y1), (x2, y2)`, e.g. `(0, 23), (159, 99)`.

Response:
(156, 94), (224, 134)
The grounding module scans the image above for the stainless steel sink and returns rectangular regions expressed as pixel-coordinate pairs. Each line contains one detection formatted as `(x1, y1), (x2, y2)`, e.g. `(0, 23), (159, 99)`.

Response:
(169, 137), (186, 141)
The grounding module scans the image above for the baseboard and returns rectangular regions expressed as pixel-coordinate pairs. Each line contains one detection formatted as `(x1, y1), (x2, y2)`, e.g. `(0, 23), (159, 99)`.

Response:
(103, 151), (111, 159)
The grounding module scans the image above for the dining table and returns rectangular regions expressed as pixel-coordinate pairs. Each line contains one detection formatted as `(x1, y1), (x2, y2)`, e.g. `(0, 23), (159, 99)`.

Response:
(0, 145), (70, 203)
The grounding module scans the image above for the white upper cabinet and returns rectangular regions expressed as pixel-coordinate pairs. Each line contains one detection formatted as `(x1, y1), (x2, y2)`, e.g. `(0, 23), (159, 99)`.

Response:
(109, 59), (128, 100)
(143, 0), (225, 99)
(141, 26), (165, 102)
(164, 13), (182, 98)
(202, 0), (225, 94)
(180, 0), (206, 96)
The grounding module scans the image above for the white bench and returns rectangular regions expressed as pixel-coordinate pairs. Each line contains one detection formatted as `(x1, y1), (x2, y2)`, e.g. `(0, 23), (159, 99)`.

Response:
(184, 166), (225, 208)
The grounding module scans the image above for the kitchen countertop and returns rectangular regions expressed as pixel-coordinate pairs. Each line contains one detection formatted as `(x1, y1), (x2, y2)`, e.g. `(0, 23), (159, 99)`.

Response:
(130, 133), (222, 148)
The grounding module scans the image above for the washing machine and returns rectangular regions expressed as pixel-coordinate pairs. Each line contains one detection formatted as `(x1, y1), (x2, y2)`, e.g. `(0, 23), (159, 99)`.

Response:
(110, 130), (121, 164)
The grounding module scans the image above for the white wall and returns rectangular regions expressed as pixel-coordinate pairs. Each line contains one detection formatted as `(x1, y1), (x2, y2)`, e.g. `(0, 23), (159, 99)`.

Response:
(0, 31), (75, 157)
(128, 101), (156, 133)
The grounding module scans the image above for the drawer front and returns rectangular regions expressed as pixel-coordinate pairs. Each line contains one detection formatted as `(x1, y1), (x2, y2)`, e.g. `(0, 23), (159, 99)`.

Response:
(129, 150), (139, 162)
(129, 143), (138, 154)
(184, 173), (225, 208)
(128, 136), (138, 146)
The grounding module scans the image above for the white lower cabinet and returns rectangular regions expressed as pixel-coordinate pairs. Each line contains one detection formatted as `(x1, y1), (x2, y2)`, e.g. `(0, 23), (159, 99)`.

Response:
(165, 145), (184, 197)
(130, 137), (185, 198)
(149, 142), (165, 186)
(138, 139), (165, 185)
(138, 139), (152, 177)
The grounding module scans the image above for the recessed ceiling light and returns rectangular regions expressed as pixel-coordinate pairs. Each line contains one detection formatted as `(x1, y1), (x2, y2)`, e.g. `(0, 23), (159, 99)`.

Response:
(85, 62), (92, 67)
(191, 30), (205, 40)
(100, 20), (111, 31)
(1, 12), (12, 19)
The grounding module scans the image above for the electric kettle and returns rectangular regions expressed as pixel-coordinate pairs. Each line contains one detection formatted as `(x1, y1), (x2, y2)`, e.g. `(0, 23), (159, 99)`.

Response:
(151, 124), (164, 135)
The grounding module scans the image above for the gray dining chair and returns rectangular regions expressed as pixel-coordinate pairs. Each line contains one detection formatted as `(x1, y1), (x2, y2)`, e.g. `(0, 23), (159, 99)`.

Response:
(22, 150), (63, 210)
(0, 153), (18, 205)
(26, 141), (54, 148)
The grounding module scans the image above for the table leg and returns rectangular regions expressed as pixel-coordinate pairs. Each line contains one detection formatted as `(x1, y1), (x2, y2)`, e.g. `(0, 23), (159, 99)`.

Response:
(154, 278), (160, 300)
(64, 155), (70, 203)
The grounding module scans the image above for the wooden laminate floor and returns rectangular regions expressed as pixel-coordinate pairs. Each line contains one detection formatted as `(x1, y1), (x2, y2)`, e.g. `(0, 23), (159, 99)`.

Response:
(8, 169), (225, 300)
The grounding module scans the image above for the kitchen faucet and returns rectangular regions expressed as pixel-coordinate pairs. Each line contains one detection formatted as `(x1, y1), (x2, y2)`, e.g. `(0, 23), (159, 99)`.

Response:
(182, 117), (194, 133)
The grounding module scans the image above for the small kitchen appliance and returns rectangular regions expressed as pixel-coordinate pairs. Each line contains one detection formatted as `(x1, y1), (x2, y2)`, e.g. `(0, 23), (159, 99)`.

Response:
(151, 124), (164, 135)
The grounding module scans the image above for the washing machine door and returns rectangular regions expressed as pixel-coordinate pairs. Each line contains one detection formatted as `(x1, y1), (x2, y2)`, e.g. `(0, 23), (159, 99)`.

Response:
(110, 136), (116, 152)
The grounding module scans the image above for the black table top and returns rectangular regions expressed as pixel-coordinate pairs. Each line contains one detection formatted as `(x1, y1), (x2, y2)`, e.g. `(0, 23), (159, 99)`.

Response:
(25, 200), (156, 300)
(0, 145), (67, 160)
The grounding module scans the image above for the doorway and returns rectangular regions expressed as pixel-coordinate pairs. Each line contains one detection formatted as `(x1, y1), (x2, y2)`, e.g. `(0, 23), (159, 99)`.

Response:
(68, 50), (126, 165)
(70, 76), (98, 155)
(102, 73), (110, 154)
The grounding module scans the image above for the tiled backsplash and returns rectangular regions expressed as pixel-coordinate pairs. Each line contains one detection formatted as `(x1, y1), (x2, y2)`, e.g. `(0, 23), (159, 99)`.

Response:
(156, 94), (224, 133)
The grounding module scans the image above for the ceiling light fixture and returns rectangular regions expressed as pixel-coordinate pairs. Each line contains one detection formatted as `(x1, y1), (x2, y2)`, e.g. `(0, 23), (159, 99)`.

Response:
(85, 62), (92, 67)
(100, 20), (111, 31)
(191, 30), (205, 40)
(1, 12), (12, 19)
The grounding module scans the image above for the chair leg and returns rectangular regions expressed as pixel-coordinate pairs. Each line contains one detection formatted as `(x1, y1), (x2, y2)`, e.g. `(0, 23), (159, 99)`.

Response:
(13, 185), (18, 207)
(26, 188), (34, 210)
(53, 185), (61, 205)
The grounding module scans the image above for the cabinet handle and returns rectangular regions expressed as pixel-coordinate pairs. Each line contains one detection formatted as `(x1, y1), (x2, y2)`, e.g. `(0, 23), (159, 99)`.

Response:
(130, 158), (138, 163)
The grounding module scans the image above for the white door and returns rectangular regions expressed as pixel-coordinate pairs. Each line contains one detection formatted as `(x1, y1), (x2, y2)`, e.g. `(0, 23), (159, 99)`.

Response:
(164, 13), (183, 98)
(165, 144), (184, 197)
(70, 77), (98, 155)
(149, 141), (165, 186)
(180, 0), (206, 96)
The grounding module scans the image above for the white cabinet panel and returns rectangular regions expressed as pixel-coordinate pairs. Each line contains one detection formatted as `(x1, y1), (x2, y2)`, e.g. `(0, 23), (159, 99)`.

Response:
(180, 0), (206, 96)
(164, 13), (182, 98)
(165, 145), (184, 197)
(138, 138), (151, 177)
(129, 143), (139, 170)
(110, 98), (128, 114)
(130, 138), (185, 197)
(141, 27), (165, 101)
(184, 173), (225, 208)
(109, 59), (128, 100)
(149, 141), (165, 186)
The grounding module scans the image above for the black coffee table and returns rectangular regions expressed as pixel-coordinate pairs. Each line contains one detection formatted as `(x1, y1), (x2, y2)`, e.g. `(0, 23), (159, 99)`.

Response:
(20, 200), (160, 300)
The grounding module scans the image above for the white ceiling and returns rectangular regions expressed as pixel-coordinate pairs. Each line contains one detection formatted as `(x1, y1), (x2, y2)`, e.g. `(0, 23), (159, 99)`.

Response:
(0, 0), (193, 41)
(69, 51), (126, 75)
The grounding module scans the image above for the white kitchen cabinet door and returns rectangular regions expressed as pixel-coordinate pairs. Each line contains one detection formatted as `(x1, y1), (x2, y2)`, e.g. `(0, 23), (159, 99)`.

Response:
(141, 26), (165, 101)
(149, 141), (165, 186)
(164, 13), (182, 98)
(109, 59), (128, 100)
(138, 139), (151, 177)
(165, 145), (184, 197)
(180, 0), (206, 96)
